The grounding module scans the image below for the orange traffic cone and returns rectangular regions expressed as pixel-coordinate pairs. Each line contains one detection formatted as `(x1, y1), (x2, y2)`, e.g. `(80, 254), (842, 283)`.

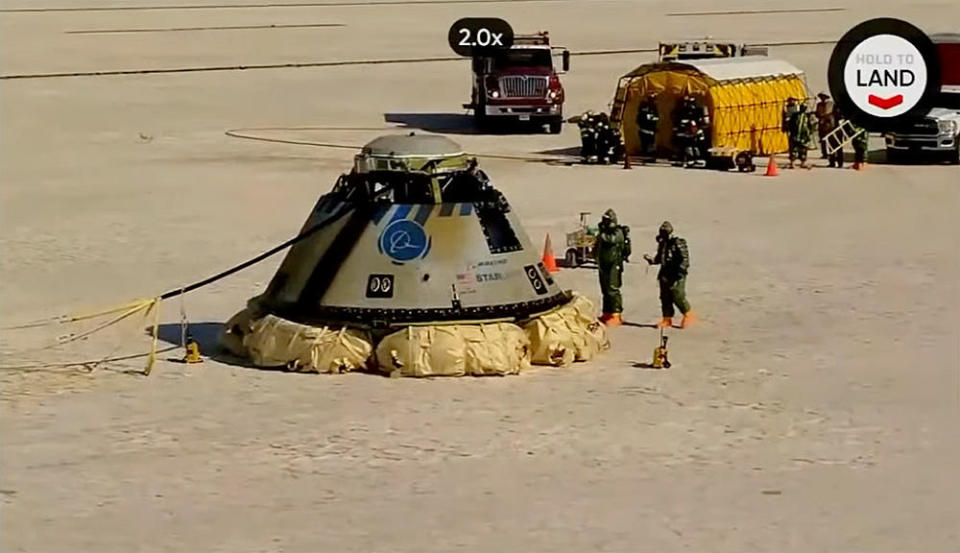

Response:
(542, 233), (559, 273)
(764, 153), (779, 177)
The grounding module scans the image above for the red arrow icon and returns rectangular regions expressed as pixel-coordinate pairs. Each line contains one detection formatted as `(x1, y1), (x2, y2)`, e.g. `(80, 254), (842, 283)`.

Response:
(868, 94), (904, 110)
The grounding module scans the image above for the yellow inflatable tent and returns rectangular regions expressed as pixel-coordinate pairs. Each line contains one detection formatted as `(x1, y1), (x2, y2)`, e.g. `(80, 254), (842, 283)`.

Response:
(610, 56), (809, 156)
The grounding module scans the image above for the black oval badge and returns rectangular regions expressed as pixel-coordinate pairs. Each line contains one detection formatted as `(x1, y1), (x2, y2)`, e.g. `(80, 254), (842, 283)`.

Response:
(448, 18), (514, 57)
(828, 18), (941, 131)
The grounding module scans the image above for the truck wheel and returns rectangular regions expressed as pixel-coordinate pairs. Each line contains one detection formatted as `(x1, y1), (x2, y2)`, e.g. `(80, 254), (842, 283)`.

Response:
(950, 142), (960, 165)
(886, 147), (902, 164)
(564, 249), (580, 267)
(474, 103), (493, 133)
(474, 112), (489, 132)
(548, 119), (563, 134)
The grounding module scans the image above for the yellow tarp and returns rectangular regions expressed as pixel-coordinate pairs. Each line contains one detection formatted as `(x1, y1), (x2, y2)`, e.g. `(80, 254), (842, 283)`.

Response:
(614, 64), (808, 156)
(375, 322), (530, 377)
(523, 294), (610, 366)
(221, 294), (608, 377)
(223, 311), (374, 373)
(373, 295), (608, 376)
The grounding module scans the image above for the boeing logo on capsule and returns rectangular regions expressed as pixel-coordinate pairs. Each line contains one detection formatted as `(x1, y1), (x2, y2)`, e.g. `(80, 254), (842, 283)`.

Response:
(379, 219), (430, 263)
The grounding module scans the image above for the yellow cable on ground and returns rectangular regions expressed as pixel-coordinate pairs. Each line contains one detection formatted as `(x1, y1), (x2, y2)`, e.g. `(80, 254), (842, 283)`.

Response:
(0, 299), (160, 372)
(1, 298), (154, 331)
(0, 346), (178, 373)
(144, 298), (162, 376)
(51, 301), (154, 349)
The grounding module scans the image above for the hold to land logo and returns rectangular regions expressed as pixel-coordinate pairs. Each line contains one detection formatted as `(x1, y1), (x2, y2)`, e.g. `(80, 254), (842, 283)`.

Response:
(829, 18), (941, 129)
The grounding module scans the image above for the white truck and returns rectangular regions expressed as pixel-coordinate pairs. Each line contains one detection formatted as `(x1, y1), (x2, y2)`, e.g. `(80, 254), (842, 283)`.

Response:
(657, 40), (768, 62)
(884, 33), (960, 164)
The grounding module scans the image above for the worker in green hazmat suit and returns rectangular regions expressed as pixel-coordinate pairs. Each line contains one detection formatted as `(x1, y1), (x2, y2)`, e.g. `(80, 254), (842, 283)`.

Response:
(644, 221), (695, 328)
(851, 122), (869, 170)
(786, 103), (813, 169)
(595, 208), (631, 326)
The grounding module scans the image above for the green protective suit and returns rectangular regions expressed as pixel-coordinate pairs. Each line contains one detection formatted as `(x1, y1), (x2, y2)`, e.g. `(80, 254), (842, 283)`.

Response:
(788, 110), (812, 162)
(852, 125), (868, 148)
(595, 210), (631, 314)
(782, 103), (799, 133)
(851, 123), (868, 162)
(651, 234), (691, 318)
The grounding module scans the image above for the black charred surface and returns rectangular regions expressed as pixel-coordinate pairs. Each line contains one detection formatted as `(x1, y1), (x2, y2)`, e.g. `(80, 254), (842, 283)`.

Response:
(273, 290), (571, 327)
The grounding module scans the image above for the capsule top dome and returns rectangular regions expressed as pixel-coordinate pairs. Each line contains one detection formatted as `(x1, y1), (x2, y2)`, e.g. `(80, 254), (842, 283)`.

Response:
(355, 133), (470, 174)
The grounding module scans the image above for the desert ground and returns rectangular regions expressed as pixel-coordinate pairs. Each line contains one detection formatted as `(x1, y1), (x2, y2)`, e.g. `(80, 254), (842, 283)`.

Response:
(2, 0), (959, 551)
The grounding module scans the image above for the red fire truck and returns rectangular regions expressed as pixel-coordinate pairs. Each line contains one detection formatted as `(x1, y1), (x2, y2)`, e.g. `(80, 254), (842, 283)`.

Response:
(463, 32), (570, 133)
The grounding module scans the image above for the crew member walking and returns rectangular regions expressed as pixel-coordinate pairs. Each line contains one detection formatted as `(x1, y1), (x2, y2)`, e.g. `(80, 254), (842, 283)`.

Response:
(644, 221), (695, 328)
(595, 209), (631, 326)
(635, 93), (660, 159)
(814, 92), (835, 159)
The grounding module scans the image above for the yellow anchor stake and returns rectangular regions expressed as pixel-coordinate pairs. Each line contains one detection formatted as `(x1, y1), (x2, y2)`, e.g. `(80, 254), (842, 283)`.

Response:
(651, 328), (671, 369)
(183, 336), (204, 364)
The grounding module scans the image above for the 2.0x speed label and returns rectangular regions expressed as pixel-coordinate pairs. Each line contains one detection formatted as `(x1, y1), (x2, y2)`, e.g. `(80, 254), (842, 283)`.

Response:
(448, 18), (513, 57)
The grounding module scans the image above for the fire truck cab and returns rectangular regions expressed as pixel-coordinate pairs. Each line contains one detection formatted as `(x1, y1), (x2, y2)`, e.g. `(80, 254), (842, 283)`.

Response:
(463, 32), (570, 133)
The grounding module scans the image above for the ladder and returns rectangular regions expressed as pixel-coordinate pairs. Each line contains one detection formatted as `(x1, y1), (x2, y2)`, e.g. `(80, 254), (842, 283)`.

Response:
(608, 77), (631, 127)
(821, 119), (863, 155)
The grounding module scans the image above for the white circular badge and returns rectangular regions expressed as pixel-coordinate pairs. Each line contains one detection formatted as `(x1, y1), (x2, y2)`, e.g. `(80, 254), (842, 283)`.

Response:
(843, 34), (928, 118)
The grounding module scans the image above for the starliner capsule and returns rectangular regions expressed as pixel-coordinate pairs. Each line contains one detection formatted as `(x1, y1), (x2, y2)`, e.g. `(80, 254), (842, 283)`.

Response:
(222, 133), (608, 376)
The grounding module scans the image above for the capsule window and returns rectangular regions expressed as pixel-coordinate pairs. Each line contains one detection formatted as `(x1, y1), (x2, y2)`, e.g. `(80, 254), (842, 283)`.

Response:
(476, 206), (522, 254)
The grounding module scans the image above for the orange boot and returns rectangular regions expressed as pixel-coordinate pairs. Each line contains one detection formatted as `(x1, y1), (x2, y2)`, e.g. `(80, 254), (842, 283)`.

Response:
(600, 312), (623, 326)
(657, 317), (672, 328)
(680, 310), (697, 328)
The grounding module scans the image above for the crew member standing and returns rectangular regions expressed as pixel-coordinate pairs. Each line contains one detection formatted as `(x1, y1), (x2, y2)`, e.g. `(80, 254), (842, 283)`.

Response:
(851, 122), (868, 170)
(828, 103), (845, 168)
(786, 103), (812, 169)
(672, 96), (710, 167)
(635, 93), (660, 159)
(814, 92), (835, 159)
(595, 209), (630, 326)
(578, 110), (600, 163)
(782, 97), (799, 134)
(643, 221), (695, 328)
